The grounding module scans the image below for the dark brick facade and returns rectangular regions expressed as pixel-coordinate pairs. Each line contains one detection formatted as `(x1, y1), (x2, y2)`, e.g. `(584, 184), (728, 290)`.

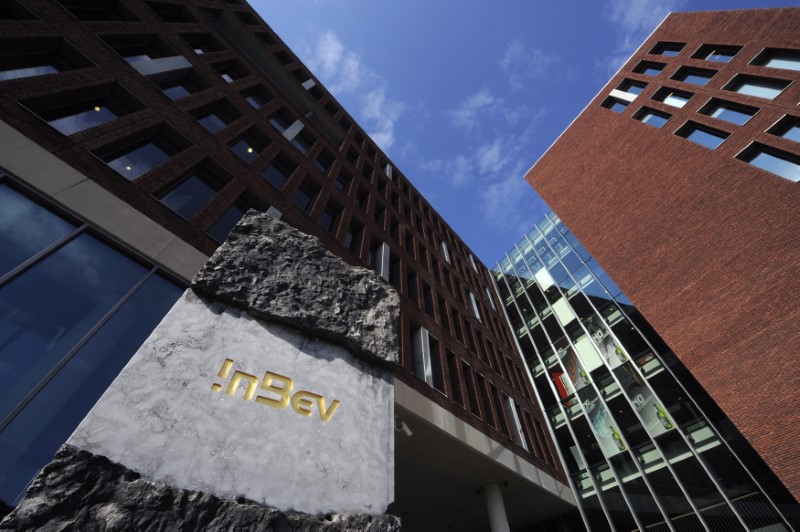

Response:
(526, 7), (800, 499)
(0, 0), (562, 480)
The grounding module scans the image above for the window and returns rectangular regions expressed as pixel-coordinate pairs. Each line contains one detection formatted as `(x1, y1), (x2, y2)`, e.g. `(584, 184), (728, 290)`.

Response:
(0, 0), (36, 19)
(315, 150), (334, 175)
(693, 44), (741, 63)
(319, 201), (341, 233)
(671, 67), (716, 86)
(208, 191), (267, 243)
(180, 33), (221, 55)
(768, 116), (800, 144)
(650, 42), (684, 57)
(634, 108), (671, 128)
(653, 87), (692, 108)
(158, 162), (229, 219)
(700, 99), (757, 125)
(291, 130), (315, 155)
(602, 96), (629, 113)
(677, 122), (729, 150)
(440, 241), (451, 263)
(335, 170), (352, 192)
(98, 126), (188, 180)
(725, 75), (790, 100)
(144, 0), (195, 22)
(261, 153), (297, 190)
(738, 144), (800, 182)
(154, 70), (208, 100)
(228, 128), (270, 164)
(291, 180), (319, 213)
(241, 86), (272, 109)
(617, 79), (647, 95)
(0, 37), (92, 81)
(268, 109), (294, 133)
(56, 0), (138, 21)
(23, 83), (143, 136)
(632, 61), (665, 76)
(344, 219), (363, 253)
(192, 100), (242, 133)
(102, 34), (175, 63)
(213, 61), (246, 83)
(751, 48), (800, 72)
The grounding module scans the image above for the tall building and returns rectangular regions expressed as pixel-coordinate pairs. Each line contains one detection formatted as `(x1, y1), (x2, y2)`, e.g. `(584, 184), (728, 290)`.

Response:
(0, 0), (574, 529)
(522, 6), (800, 515)
(493, 211), (800, 530)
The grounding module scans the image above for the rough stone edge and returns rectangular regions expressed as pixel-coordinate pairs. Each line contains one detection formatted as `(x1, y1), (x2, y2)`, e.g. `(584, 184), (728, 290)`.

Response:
(0, 445), (400, 532)
(191, 212), (400, 369)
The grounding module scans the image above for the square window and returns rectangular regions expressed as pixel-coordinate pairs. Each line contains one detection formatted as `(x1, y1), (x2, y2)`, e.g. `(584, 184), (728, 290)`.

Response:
(725, 75), (790, 100)
(617, 79), (647, 95)
(291, 130), (314, 155)
(672, 67), (716, 86)
(693, 44), (741, 63)
(261, 153), (297, 189)
(768, 116), (800, 144)
(0, 37), (93, 81)
(180, 33), (221, 55)
(602, 96), (628, 113)
(192, 100), (241, 133)
(751, 48), (800, 72)
(208, 191), (268, 243)
(738, 143), (800, 182)
(268, 109), (294, 133)
(677, 122), (729, 150)
(98, 126), (188, 180)
(291, 180), (320, 212)
(23, 83), (143, 135)
(699, 99), (758, 126)
(633, 61), (665, 77)
(653, 87), (693, 108)
(152, 69), (208, 100)
(229, 128), (270, 163)
(213, 61), (246, 83)
(241, 86), (272, 109)
(158, 163), (229, 219)
(634, 108), (671, 128)
(650, 42), (684, 57)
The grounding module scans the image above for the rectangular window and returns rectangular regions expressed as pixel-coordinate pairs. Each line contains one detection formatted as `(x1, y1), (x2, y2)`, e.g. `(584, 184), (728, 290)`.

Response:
(155, 70), (208, 100)
(650, 42), (684, 56)
(633, 61), (665, 76)
(241, 86), (272, 109)
(1, 0), (37, 19)
(768, 116), (800, 144)
(752, 48), (800, 72)
(653, 87), (692, 108)
(0, 37), (92, 81)
(268, 108), (294, 133)
(440, 241), (451, 263)
(476, 374), (494, 427)
(616, 79), (646, 96)
(335, 170), (352, 192)
(213, 61), (246, 83)
(677, 122), (729, 150)
(291, 130), (315, 155)
(158, 161), (229, 219)
(180, 33), (221, 55)
(693, 44), (741, 63)
(738, 144), (800, 182)
(192, 99), (241, 133)
(446, 351), (463, 405)
(261, 152), (297, 190)
(314, 150), (334, 175)
(344, 219), (363, 253)
(145, 0), (195, 22)
(634, 107), (671, 128)
(671, 66), (716, 86)
(229, 128), (270, 164)
(725, 75), (790, 100)
(601, 96), (628, 113)
(319, 201), (341, 233)
(699, 99), (758, 125)
(208, 190), (267, 243)
(291, 179), (320, 213)
(24, 83), (143, 136)
(469, 292), (482, 322)
(98, 125), (188, 180)
(406, 268), (418, 305)
(462, 363), (480, 416)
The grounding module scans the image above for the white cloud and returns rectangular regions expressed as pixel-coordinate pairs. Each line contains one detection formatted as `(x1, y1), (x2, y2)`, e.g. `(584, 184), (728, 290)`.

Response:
(500, 39), (557, 91)
(477, 140), (504, 174)
(603, 0), (685, 74)
(449, 88), (497, 128)
(304, 31), (403, 150)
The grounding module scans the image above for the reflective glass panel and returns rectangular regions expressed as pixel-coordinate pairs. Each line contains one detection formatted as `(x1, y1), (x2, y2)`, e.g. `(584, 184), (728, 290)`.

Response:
(745, 150), (800, 182)
(197, 112), (227, 132)
(208, 203), (246, 243)
(229, 138), (261, 163)
(0, 185), (76, 277)
(637, 111), (669, 128)
(0, 60), (58, 81)
(661, 92), (690, 108)
(106, 141), (170, 180)
(778, 123), (800, 143)
(731, 79), (787, 100)
(0, 274), (180, 507)
(44, 101), (119, 135)
(707, 103), (755, 125)
(161, 81), (191, 100)
(0, 233), (149, 423)
(760, 51), (800, 71)
(682, 125), (727, 149)
(159, 175), (219, 219)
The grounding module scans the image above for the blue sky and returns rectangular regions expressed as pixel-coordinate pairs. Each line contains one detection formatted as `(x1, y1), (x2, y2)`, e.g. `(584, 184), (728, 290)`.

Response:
(251, 0), (796, 264)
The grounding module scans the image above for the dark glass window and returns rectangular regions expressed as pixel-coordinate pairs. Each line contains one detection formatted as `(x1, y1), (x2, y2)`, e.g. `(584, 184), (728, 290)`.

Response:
(0, 38), (92, 81)
(633, 61), (665, 76)
(344, 219), (362, 253)
(192, 100), (241, 133)
(602, 97), (628, 113)
(56, 0), (138, 20)
(700, 99), (757, 125)
(693, 44), (741, 63)
(144, 0), (195, 23)
(617, 79), (647, 95)
(738, 144), (800, 182)
(155, 70), (207, 100)
(653, 87), (693, 108)
(261, 153), (297, 189)
(768, 116), (800, 144)
(291, 130), (314, 155)
(208, 192), (267, 243)
(102, 34), (174, 63)
(213, 61), (246, 83)
(158, 165), (228, 219)
(0, 185), (77, 277)
(725, 75), (790, 100)
(677, 122), (729, 150)
(319, 201), (341, 233)
(672, 67), (716, 86)
(634, 108), (670, 128)
(242, 87), (272, 109)
(315, 150), (334, 175)
(268, 109), (294, 133)
(650, 42), (684, 56)
(180, 33), (221, 55)
(0, 1), (36, 19)
(751, 48), (800, 72)
(291, 180), (319, 212)
(335, 170), (351, 192)
(228, 128), (270, 164)
(100, 127), (188, 180)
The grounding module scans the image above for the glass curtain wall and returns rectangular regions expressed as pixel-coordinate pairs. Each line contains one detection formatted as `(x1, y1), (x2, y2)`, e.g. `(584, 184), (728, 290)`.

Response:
(0, 173), (184, 511)
(493, 212), (799, 531)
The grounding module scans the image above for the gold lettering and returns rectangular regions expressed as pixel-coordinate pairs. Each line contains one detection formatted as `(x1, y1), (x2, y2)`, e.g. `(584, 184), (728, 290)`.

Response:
(291, 391), (319, 417)
(211, 358), (235, 392)
(318, 397), (341, 422)
(225, 371), (258, 401)
(255, 371), (293, 409)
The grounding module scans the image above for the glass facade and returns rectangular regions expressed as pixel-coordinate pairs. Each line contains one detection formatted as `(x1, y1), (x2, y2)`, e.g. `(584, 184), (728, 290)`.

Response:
(0, 174), (184, 510)
(493, 212), (799, 531)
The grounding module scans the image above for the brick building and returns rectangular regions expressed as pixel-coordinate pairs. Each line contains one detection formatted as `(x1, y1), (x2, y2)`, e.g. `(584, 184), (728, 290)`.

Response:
(522, 5), (800, 528)
(0, 0), (574, 529)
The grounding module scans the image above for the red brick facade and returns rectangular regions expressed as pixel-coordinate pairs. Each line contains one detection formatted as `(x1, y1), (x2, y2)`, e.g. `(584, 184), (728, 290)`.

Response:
(526, 8), (800, 499)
